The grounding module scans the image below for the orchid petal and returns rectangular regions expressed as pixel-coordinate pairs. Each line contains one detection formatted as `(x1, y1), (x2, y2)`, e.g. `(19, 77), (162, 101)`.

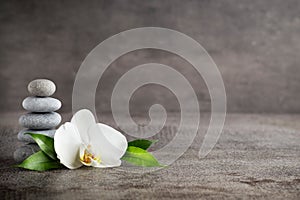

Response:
(87, 123), (127, 167)
(71, 109), (96, 144)
(54, 122), (83, 169)
(92, 160), (122, 168)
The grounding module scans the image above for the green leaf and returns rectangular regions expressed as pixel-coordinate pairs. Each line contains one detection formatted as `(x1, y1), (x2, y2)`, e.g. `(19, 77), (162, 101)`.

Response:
(26, 133), (57, 160)
(121, 146), (163, 167)
(128, 139), (157, 150)
(16, 151), (63, 171)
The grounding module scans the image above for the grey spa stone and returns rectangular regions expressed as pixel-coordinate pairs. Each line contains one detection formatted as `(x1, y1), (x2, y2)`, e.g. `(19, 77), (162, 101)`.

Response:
(18, 129), (56, 143)
(13, 144), (40, 163)
(28, 79), (56, 97)
(19, 112), (61, 129)
(22, 96), (61, 112)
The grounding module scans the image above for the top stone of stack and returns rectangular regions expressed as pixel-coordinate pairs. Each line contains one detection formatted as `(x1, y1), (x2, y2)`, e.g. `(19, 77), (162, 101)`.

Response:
(28, 79), (56, 97)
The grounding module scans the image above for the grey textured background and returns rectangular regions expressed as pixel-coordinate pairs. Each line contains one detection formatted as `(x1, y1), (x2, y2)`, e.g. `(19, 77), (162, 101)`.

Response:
(1, 2), (300, 198)
(1, 113), (300, 199)
(1, 0), (300, 114)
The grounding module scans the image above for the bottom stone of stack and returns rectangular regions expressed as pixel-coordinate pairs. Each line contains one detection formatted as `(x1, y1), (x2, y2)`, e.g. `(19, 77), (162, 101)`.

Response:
(17, 129), (56, 143)
(13, 144), (40, 163)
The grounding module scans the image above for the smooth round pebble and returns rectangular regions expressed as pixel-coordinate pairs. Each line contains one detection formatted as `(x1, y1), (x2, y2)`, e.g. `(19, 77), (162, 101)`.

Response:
(13, 144), (40, 163)
(18, 129), (56, 143)
(28, 79), (56, 97)
(19, 112), (62, 129)
(22, 97), (61, 112)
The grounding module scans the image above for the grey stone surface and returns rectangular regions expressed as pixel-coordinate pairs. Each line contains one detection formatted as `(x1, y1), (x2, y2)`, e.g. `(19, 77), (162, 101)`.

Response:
(1, 1), (300, 113)
(17, 129), (56, 143)
(22, 97), (61, 112)
(0, 113), (299, 199)
(13, 144), (40, 163)
(27, 79), (56, 97)
(19, 112), (61, 129)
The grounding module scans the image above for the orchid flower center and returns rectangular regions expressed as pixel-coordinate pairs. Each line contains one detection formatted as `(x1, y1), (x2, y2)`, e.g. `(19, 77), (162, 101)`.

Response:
(79, 144), (101, 166)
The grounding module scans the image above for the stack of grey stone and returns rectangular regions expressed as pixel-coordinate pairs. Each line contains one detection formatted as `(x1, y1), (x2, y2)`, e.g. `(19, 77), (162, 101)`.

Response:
(14, 79), (62, 163)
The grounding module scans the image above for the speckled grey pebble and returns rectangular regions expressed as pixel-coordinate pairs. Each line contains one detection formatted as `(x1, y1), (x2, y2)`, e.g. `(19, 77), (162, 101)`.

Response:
(19, 112), (61, 129)
(22, 97), (61, 112)
(13, 144), (40, 163)
(17, 129), (56, 143)
(28, 79), (56, 97)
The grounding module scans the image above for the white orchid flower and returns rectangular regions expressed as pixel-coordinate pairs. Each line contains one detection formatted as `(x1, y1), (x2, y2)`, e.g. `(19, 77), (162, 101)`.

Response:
(54, 109), (127, 169)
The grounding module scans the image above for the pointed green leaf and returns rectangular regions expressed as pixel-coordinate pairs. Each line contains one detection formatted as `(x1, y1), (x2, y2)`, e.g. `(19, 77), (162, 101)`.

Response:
(26, 133), (57, 160)
(16, 151), (63, 171)
(121, 146), (163, 167)
(128, 139), (157, 150)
